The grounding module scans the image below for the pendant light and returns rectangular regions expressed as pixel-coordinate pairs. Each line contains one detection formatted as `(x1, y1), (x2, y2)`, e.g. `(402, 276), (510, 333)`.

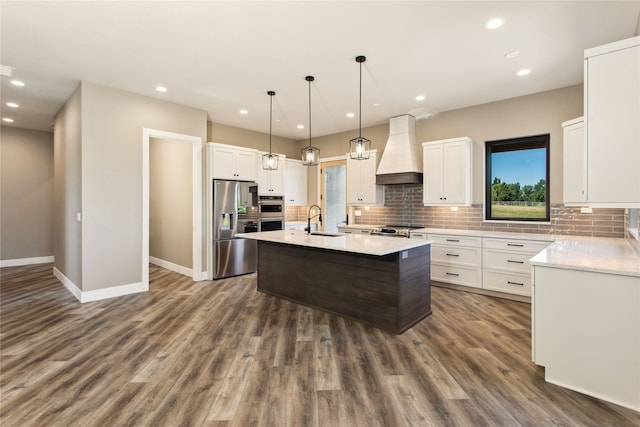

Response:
(301, 75), (320, 166)
(349, 55), (371, 160)
(262, 90), (279, 170)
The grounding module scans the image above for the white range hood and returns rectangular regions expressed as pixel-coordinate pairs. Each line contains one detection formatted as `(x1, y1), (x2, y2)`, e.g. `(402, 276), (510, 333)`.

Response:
(376, 114), (423, 185)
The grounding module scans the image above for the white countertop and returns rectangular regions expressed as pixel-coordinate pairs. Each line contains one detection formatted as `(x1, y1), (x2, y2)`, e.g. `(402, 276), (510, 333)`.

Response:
(530, 237), (640, 277)
(237, 230), (431, 256)
(411, 227), (557, 242)
(411, 227), (639, 277)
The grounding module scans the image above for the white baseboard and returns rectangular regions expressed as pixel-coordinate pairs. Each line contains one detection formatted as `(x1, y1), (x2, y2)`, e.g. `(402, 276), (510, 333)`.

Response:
(1, 255), (54, 268)
(149, 256), (194, 277)
(53, 267), (148, 303)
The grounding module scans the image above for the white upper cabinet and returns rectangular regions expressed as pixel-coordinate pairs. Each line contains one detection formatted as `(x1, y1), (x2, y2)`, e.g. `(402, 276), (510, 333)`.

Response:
(562, 117), (587, 205)
(257, 152), (286, 195)
(208, 142), (258, 181)
(285, 158), (308, 205)
(584, 36), (640, 207)
(422, 137), (472, 206)
(346, 150), (384, 205)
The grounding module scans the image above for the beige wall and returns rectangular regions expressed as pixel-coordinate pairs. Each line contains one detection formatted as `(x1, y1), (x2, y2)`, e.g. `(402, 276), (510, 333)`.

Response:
(53, 87), (83, 286)
(52, 82), (209, 292)
(305, 85), (584, 205)
(150, 137), (193, 268)
(208, 121), (300, 159)
(1, 126), (54, 261)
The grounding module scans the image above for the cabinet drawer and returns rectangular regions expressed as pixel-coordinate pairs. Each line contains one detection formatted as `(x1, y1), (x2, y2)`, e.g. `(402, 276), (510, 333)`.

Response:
(432, 245), (481, 267)
(483, 238), (549, 253)
(482, 270), (531, 296)
(431, 264), (482, 288)
(483, 249), (533, 273)
(427, 234), (482, 248)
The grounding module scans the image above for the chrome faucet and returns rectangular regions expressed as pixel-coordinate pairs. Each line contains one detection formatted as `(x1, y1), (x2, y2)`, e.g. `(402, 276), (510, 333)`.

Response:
(307, 204), (322, 234)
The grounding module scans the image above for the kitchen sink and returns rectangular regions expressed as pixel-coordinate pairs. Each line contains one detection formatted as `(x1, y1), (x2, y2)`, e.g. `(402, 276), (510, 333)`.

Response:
(310, 232), (344, 237)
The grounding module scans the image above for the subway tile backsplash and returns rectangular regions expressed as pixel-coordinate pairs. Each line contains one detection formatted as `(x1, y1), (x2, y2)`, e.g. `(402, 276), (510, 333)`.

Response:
(353, 184), (626, 238)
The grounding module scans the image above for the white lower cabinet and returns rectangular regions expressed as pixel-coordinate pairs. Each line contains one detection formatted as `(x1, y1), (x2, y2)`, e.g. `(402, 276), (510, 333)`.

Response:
(482, 237), (550, 297)
(337, 226), (370, 235)
(411, 231), (552, 299)
(426, 233), (482, 289)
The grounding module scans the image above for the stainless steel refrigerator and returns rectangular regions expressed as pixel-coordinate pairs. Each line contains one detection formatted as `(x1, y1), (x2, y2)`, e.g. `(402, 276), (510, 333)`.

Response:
(212, 180), (257, 279)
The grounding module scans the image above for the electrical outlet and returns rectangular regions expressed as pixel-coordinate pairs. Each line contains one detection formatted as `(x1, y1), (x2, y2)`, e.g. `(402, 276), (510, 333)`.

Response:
(76, 212), (82, 222)
(580, 207), (593, 214)
(450, 206), (459, 211)
(354, 210), (362, 217)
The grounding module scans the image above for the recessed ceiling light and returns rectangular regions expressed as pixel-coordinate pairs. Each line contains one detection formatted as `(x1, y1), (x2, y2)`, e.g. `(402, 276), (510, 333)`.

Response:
(505, 51), (520, 59)
(373, 103), (381, 107)
(416, 95), (426, 101)
(485, 18), (504, 29)
(239, 109), (248, 115)
(297, 124), (304, 129)
(516, 68), (531, 76)
(346, 112), (355, 118)
(10, 80), (25, 87)
(155, 86), (167, 92)
(2, 118), (15, 123)
(6, 102), (19, 108)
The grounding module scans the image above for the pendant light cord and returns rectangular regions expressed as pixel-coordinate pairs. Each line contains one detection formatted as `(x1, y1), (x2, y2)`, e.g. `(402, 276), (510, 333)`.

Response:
(358, 59), (362, 138)
(308, 78), (312, 145)
(355, 55), (366, 139)
(269, 93), (273, 153)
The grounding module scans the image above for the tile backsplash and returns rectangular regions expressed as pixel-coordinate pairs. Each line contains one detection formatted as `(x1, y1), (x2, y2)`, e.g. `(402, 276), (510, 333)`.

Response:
(352, 184), (626, 238)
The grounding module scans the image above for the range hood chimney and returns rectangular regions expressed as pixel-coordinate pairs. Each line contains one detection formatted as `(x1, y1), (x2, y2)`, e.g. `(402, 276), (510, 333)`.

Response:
(376, 114), (423, 185)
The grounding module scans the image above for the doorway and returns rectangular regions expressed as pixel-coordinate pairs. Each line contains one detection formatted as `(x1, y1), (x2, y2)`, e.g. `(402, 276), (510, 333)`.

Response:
(142, 129), (203, 290)
(321, 159), (347, 232)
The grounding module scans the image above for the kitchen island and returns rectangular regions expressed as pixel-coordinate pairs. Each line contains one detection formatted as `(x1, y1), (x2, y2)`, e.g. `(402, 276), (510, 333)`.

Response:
(237, 230), (432, 334)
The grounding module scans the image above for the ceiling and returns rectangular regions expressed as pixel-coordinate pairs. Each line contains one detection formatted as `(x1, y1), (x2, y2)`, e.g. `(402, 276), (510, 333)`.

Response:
(1, 1), (639, 140)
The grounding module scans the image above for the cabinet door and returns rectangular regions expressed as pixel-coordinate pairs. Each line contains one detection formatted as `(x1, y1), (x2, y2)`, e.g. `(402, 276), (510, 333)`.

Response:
(442, 141), (469, 204)
(235, 150), (257, 181)
(358, 155), (379, 203)
(586, 41), (640, 206)
(258, 164), (285, 195)
(269, 165), (286, 196)
(562, 119), (586, 205)
(286, 160), (307, 205)
(211, 146), (237, 180)
(423, 144), (444, 204)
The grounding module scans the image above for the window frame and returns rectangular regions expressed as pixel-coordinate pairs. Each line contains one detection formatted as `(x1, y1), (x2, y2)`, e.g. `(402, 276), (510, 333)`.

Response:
(485, 134), (550, 222)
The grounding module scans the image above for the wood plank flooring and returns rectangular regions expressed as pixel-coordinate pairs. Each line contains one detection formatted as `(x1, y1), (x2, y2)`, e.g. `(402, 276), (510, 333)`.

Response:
(1, 263), (639, 426)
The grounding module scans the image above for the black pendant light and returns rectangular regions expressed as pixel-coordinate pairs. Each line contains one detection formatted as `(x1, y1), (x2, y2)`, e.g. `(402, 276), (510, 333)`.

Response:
(301, 75), (320, 166)
(262, 90), (279, 170)
(349, 55), (371, 160)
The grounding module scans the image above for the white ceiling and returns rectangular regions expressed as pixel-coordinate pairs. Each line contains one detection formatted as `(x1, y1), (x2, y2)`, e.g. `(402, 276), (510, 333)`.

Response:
(1, 1), (639, 139)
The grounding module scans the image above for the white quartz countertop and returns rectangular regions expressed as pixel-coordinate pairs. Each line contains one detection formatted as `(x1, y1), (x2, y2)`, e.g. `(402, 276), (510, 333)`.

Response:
(530, 237), (640, 277)
(410, 227), (640, 277)
(410, 227), (557, 242)
(237, 230), (431, 256)
(338, 224), (382, 230)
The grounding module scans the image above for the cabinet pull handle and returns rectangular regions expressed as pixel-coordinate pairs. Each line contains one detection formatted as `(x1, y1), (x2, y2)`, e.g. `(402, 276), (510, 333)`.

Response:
(446, 239), (460, 242)
(446, 272), (459, 276)
(507, 281), (524, 286)
(446, 253), (460, 257)
(507, 260), (524, 264)
(507, 243), (524, 247)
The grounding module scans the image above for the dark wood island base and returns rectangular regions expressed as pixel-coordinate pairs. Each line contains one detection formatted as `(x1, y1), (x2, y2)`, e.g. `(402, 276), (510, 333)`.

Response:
(256, 240), (431, 334)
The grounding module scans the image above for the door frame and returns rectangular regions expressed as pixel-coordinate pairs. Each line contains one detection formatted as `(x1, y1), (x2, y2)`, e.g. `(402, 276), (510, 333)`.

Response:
(319, 156), (347, 231)
(142, 128), (203, 289)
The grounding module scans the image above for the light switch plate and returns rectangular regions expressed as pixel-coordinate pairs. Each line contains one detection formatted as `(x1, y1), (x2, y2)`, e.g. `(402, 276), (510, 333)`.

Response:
(76, 212), (82, 222)
(580, 207), (593, 214)
(355, 210), (362, 217)
(450, 206), (459, 211)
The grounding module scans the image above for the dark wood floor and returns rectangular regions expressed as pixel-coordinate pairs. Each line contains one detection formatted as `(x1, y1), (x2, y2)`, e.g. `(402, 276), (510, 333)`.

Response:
(1, 263), (639, 426)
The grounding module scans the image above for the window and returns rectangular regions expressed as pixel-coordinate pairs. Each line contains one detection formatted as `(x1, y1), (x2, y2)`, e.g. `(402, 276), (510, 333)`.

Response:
(485, 134), (550, 221)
